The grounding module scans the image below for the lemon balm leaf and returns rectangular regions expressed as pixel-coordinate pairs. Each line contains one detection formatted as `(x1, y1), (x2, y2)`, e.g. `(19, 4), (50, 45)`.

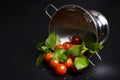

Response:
(36, 42), (45, 51)
(83, 33), (97, 43)
(83, 33), (103, 54)
(79, 43), (88, 55)
(52, 48), (68, 62)
(36, 53), (46, 66)
(67, 45), (81, 56)
(74, 57), (89, 70)
(67, 44), (88, 56)
(89, 42), (103, 54)
(45, 32), (61, 50)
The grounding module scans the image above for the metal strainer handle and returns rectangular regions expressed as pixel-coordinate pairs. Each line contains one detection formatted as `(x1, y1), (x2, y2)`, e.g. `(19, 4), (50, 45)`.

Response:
(45, 4), (58, 19)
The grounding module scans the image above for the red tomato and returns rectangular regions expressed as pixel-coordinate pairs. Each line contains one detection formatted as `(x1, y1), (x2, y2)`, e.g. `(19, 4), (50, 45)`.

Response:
(70, 65), (82, 73)
(55, 63), (67, 76)
(70, 35), (82, 45)
(55, 44), (65, 49)
(63, 42), (75, 50)
(44, 52), (53, 63)
(64, 58), (73, 68)
(49, 58), (59, 69)
(70, 55), (76, 61)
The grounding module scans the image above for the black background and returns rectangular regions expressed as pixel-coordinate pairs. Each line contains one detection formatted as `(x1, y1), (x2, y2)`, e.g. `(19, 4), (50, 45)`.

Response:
(1, 0), (120, 80)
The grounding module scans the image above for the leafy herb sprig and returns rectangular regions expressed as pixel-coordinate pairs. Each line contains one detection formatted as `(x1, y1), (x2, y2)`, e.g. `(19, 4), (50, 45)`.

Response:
(35, 32), (103, 70)
(36, 32), (61, 66)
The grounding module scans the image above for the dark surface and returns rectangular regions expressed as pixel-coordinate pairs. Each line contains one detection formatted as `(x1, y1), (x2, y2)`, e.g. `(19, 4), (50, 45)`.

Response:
(1, 0), (120, 80)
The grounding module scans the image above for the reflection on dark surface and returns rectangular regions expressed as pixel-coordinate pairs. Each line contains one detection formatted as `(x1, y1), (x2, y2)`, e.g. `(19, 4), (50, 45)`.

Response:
(91, 63), (118, 80)
(36, 62), (96, 80)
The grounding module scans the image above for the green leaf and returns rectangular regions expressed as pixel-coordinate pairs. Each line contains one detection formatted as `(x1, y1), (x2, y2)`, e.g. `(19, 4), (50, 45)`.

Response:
(83, 33), (97, 43)
(67, 44), (88, 56)
(79, 43), (88, 56)
(74, 57), (89, 70)
(88, 42), (103, 54)
(52, 48), (68, 62)
(45, 32), (61, 50)
(36, 41), (49, 53)
(36, 53), (46, 66)
(67, 45), (81, 56)
(41, 46), (50, 53)
(83, 32), (103, 54)
(56, 35), (61, 45)
(36, 41), (45, 51)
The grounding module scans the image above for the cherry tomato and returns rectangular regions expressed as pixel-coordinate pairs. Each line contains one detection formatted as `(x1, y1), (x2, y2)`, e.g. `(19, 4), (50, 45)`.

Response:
(70, 55), (76, 61)
(44, 52), (53, 63)
(70, 35), (82, 45)
(55, 44), (65, 49)
(49, 58), (59, 69)
(55, 63), (67, 76)
(64, 58), (73, 68)
(63, 42), (75, 50)
(70, 65), (82, 73)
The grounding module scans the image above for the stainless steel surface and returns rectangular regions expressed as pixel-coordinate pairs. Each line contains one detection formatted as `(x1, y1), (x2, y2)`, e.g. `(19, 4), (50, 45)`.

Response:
(46, 4), (97, 44)
(89, 10), (109, 44)
(45, 4), (109, 44)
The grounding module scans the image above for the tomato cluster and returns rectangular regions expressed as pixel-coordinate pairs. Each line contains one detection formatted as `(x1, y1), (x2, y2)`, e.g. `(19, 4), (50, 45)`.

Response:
(44, 35), (83, 76)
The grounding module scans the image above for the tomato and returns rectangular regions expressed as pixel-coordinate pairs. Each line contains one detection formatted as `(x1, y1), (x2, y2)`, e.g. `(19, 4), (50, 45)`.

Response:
(44, 52), (53, 63)
(64, 58), (73, 68)
(49, 58), (59, 69)
(55, 63), (67, 76)
(55, 44), (65, 49)
(70, 35), (82, 45)
(70, 55), (76, 60)
(70, 65), (82, 73)
(63, 42), (75, 50)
